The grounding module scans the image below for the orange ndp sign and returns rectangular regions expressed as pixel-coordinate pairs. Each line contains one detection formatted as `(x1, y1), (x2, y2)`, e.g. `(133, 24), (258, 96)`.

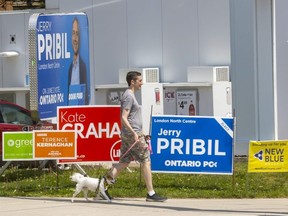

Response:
(34, 130), (76, 159)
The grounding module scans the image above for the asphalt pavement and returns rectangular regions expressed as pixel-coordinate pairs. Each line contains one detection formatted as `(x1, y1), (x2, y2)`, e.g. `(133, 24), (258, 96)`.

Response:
(0, 197), (287, 216)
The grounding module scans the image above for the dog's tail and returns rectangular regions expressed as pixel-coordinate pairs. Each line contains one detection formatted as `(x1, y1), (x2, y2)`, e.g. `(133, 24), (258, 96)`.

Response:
(70, 173), (84, 183)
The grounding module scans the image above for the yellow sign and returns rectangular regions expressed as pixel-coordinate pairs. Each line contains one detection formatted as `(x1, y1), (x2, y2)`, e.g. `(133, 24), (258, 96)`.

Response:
(248, 140), (288, 172)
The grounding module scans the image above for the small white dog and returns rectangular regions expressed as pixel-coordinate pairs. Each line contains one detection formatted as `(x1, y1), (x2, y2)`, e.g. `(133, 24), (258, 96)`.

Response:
(70, 173), (111, 202)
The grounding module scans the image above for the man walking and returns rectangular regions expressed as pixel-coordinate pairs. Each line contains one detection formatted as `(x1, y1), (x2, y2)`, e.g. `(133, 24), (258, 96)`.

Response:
(103, 71), (167, 202)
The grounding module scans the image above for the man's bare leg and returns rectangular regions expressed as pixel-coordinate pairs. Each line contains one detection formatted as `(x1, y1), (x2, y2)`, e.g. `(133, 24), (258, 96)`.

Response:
(106, 162), (129, 183)
(141, 160), (154, 192)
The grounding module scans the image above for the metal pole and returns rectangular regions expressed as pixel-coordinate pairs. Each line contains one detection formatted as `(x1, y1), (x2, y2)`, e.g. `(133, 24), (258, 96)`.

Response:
(73, 163), (87, 175)
(0, 161), (11, 175)
(232, 108), (237, 190)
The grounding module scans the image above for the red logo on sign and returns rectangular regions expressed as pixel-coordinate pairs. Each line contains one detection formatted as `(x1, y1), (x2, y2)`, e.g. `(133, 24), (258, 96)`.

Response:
(110, 140), (121, 161)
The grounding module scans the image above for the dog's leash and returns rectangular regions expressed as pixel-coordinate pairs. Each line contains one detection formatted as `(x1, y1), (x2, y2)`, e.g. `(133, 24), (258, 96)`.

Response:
(119, 134), (153, 160)
(95, 176), (101, 196)
(95, 176), (113, 201)
(119, 139), (139, 160)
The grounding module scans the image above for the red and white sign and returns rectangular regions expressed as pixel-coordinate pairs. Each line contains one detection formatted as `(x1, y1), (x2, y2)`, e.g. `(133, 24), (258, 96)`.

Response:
(57, 105), (121, 163)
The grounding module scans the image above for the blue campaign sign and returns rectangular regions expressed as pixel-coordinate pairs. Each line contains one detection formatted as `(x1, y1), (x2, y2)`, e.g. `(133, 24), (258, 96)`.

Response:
(150, 115), (234, 174)
(36, 13), (91, 119)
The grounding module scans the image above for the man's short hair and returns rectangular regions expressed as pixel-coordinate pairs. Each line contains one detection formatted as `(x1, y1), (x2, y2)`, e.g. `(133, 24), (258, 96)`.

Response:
(126, 71), (141, 86)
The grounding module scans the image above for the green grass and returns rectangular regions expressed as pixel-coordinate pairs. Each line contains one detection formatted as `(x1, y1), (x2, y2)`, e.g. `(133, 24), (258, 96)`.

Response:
(1, 160), (288, 199)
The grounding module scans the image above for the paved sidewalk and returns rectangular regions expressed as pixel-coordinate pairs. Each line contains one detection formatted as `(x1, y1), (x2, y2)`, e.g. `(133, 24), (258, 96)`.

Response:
(0, 197), (287, 216)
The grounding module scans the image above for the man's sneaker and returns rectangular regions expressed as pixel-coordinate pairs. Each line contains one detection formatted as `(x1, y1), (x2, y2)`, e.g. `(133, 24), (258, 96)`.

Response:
(146, 193), (167, 202)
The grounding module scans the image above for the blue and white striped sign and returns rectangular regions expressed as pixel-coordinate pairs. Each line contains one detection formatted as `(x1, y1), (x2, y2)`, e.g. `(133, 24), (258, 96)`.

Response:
(150, 115), (234, 174)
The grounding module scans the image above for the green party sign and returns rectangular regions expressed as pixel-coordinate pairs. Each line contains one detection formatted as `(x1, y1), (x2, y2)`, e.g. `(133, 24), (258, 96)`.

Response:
(2, 132), (33, 161)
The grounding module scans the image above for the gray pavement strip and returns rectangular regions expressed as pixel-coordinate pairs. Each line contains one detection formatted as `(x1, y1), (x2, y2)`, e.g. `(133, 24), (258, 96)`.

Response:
(0, 197), (287, 216)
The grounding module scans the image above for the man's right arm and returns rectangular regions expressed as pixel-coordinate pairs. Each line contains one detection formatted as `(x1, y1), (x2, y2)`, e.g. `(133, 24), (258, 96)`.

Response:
(121, 108), (138, 141)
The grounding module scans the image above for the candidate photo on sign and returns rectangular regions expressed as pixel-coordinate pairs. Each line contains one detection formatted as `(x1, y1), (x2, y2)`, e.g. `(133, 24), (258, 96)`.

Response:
(68, 17), (89, 105)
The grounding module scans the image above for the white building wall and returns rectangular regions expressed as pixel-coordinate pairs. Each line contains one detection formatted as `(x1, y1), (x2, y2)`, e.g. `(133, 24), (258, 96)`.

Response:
(230, 0), (275, 154)
(0, 13), (28, 87)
